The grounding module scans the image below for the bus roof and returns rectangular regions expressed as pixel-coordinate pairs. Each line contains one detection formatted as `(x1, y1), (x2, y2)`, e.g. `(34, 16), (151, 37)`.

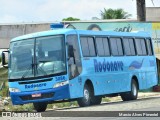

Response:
(11, 29), (151, 42)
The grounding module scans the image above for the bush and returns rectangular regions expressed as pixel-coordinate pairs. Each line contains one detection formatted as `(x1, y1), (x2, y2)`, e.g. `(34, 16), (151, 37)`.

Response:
(0, 84), (9, 97)
(6, 104), (34, 111)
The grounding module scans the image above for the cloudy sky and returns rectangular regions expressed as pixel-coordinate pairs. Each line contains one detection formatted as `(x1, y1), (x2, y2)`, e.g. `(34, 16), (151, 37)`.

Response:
(0, 0), (160, 23)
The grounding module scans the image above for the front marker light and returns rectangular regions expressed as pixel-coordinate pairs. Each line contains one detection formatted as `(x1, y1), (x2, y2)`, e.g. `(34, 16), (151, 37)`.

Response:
(53, 81), (69, 88)
(9, 88), (20, 92)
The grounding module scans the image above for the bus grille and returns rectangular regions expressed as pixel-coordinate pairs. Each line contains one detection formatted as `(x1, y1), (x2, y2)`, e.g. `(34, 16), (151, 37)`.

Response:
(20, 92), (54, 101)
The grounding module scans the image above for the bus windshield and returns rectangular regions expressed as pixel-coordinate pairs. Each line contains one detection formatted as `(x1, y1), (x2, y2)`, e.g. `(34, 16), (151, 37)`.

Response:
(9, 35), (66, 79)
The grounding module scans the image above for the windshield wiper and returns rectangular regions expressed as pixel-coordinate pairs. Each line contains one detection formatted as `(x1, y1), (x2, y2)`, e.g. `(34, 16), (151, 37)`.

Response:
(36, 65), (48, 76)
(21, 56), (34, 79)
(21, 65), (33, 79)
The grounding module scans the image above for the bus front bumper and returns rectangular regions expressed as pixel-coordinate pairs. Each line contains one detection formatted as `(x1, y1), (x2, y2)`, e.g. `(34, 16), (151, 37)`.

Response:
(10, 85), (70, 105)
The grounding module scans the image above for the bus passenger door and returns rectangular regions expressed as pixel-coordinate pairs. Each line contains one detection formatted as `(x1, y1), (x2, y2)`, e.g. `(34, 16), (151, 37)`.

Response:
(67, 35), (82, 98)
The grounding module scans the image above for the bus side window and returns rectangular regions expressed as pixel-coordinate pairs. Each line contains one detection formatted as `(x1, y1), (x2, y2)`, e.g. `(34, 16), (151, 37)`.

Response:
(95, 37), (110, 56)
(67, 35), (82, 80)
(110, 37), (123, 56)
(80, 36), (96, 57)
(123, 38), (136, 56)
(146, 39), (153, 55)
(135, 38), (147, 56)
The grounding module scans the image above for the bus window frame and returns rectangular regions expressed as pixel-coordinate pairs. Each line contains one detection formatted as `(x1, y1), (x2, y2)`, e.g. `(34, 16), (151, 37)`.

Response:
(80, 35), (97, 57)
(145, 37), (154, 56)
(134, 37), (148, 56)
(109, 36), (124, 57)
(122, 37), (136, 56)
(95, 36), (111, 57)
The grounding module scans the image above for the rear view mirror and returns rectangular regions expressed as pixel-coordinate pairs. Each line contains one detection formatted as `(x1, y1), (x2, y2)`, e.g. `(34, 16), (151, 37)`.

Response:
(1, 51), (9, 68)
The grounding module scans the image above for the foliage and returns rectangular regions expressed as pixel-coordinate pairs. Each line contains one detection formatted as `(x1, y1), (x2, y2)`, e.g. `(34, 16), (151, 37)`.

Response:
(48, 101), (78, 109)
(0, 86), (9, 97)
(0, 68), (8, 79)
(62, 17), (80, 21)
(0, 56), (1, 63)
(102, 97), (111, 102)
(101, 8), (132, 19)
(5, 103), (34, 111)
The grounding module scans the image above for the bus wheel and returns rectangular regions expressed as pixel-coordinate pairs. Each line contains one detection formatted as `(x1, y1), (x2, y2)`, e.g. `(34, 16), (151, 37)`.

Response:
(91, 96), (102, 105)
(121, 80), (138, 101)
(78, 84), (91, 107)
(33, 102), (47, 112)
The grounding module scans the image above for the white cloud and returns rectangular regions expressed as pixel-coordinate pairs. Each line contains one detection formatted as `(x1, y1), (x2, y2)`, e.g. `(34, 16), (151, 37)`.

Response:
(0, 0), (159, 23)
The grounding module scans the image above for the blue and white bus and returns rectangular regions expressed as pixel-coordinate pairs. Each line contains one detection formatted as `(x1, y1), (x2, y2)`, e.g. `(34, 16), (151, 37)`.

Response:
(2, 29), (158, 112)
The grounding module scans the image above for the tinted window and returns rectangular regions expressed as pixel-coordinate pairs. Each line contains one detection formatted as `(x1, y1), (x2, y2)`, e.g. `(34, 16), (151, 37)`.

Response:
(135, 38), (147, 55)
(135, 39), (142, 55)
(123, 38), (130, 55)
(141, 39), (147, 55)
(103, 38), (110, 56)
(95, 38), (104, 56)
(123, 38), (136, 56)
(146, 39), (153, 55)
(129, 38), (136, 55)
(81, 37), (90, 56)
(80, 37), (96, 57)
(116, 38), (123, 55)
(88, 37), (96, 56)
(110, 38), (123, 56)
(95, 37), (110, 56)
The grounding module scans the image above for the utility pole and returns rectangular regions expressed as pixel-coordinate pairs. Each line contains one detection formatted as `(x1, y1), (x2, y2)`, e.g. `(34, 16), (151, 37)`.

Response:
(136, 0), (146, 21)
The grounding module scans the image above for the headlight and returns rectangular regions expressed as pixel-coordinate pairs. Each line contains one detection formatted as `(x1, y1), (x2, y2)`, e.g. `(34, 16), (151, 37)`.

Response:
(9, 88), (20, 92)
(53, 81), (69, 88)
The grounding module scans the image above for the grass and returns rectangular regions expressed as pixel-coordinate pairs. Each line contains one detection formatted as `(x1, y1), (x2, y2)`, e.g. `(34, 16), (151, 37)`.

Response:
(0, 67), (8, 80)
(3, 101), (34, 112)
(0, 67), (8, 97)
(102, 97), (111, 102)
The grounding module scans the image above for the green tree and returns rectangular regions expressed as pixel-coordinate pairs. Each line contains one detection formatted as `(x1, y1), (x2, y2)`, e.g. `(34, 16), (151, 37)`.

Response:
(100, 8), (132, 19)
(62, 17), (80, 21)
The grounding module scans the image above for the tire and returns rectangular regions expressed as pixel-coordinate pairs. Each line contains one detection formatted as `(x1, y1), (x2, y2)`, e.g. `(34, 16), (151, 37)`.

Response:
(91, 96), (102, 105)
(33, 102), (47, 112)
(121, 80), (138, 101)
(77, 84), (91, 107)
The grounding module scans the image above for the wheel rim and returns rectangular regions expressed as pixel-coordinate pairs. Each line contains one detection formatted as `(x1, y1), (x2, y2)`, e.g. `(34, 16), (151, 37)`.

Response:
(132, 83), (137, 96)
(84, 89), (89, 102)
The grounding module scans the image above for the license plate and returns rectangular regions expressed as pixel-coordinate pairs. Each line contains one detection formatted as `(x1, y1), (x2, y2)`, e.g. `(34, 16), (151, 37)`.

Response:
(32, 93), (41, 97)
